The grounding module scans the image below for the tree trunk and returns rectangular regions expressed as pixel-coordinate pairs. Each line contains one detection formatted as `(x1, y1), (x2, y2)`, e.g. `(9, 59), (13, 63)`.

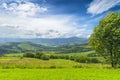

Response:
(110, 51), (115, 68)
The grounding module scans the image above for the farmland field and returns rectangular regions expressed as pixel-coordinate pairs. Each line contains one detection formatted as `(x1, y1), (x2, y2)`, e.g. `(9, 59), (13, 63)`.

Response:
(0, 68), (120, 80)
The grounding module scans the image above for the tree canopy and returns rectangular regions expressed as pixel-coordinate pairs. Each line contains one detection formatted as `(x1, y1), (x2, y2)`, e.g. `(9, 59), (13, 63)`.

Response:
(89, 12), (120, 67)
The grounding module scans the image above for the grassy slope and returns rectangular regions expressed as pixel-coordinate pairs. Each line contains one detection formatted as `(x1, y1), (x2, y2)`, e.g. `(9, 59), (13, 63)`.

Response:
(0, 56), (117, 80)
(0, 68), (120, 80)
(0, 57), (109, 69)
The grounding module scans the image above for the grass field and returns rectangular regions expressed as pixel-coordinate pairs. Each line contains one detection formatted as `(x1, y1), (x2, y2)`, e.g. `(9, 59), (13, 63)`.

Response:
(0, 68), (120, 80)
(0, 57), (109, 69)
(0, 53), (116, 80)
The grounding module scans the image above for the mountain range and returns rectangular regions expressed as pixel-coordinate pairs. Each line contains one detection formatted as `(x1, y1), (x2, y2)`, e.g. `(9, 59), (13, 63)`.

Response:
(0, 37), (88, 45)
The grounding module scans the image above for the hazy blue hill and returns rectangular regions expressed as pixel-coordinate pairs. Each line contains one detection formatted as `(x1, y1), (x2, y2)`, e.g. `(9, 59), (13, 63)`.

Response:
(0, 37), (88, 45)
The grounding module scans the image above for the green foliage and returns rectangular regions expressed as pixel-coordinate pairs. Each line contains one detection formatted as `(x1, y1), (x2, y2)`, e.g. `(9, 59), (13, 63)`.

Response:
(41, 55), (50, 60)
(90, 58), (101, 63)
(23, 51), (102, 63)
(23, 52), (50, 60)
(49, 54), (69, 60)
(23, 52), (34, 58)
(89, 12), (120, 67)
(75, 56), (90, 63)
(34, 52), (43, 59)
(74, 56), (101, 63)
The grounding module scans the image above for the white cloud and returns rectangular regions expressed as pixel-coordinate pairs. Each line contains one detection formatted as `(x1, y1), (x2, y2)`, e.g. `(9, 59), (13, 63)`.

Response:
(87, 0), (120, 15)
(0, 0), (91, 38)
(0, 14), (90, 38)
(2, 1), (47, 17)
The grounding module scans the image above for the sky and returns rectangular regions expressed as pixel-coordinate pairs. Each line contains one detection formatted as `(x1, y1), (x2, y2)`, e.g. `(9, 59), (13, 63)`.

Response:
(0, 0), (120, 38)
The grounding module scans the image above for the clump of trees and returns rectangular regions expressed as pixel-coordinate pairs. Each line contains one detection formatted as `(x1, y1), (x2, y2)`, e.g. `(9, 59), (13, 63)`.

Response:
(89, 12), (120, 68)
(23, 52), (101, 63)
(23, 52), (50, 60)
(74, 56), (101, 63)
(23, 52), (34, 58)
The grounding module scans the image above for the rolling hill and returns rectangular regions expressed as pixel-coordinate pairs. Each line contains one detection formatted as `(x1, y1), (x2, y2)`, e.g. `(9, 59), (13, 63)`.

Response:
(0, 42), (91, 54)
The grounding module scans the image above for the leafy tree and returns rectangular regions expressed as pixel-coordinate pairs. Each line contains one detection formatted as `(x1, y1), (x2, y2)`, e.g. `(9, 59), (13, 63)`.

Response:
(89, 12), (120, 67)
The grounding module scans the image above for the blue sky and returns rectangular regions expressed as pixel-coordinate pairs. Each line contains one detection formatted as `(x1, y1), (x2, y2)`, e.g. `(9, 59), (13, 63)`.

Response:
(0, 0), (120, 38)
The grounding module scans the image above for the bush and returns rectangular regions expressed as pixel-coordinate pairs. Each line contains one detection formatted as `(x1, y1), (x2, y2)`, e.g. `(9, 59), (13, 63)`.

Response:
(65, 55), (69, 60)
(87, 53), (98, 57)
(90, 58), (101, 63)
(41, 55), (50, 60)
(49, 55), (69, 60)
(49, 55), (59, 59)
(34, 52), (44, 59)
(23, 52), (34, 58)
(74, 56), (90, 63)
(69, 56), (75, 60)
(74, 56), (101, 63)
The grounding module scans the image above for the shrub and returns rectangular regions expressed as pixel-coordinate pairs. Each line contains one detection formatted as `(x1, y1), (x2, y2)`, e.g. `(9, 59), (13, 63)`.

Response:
(49, 55), (69, 60)
(65, 55), (69, 60)
(49, 55), (59, 59)
(41, 55), (50, 60)
(69, 56), (75, 60)
(23, 52), (34, 58)
(90, 58), (101, 63)
(74, 56), (101, 63)
(74, 56), (90, 63)
(87, 53), (98, 57)
(34, 52), (44, 59)
(49, 66), (56, 69)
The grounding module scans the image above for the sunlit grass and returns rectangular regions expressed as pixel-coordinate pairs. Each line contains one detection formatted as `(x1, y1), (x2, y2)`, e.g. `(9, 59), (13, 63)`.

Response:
(0, 57), (109, 69)
(0, 68), (120, 80)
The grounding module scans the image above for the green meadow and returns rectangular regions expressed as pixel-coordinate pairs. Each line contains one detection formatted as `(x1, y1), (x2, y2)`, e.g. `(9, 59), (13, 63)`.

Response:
(0, 0), (119, 79)
(0, 57), (108, 69)
(0, 56), (118, 80)
(0, 68), (120, 80)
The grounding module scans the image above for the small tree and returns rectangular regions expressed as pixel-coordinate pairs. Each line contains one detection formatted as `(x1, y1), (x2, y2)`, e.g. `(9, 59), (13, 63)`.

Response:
(89, 12), (120, 67)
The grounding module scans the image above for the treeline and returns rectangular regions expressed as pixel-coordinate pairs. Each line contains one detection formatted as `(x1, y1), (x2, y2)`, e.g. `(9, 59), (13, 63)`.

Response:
(23, 52), (49, 60)
(23, 52), (101, 63)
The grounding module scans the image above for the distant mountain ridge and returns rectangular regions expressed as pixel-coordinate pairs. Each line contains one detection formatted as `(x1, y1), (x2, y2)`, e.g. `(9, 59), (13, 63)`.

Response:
(0, 37), (88, 45)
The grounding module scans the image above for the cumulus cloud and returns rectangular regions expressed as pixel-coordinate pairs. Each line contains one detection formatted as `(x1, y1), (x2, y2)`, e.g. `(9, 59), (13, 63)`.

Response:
(87, 0), (120, 15)
(2, 1), (47, 17)
(0, 0), (91, 38)
(0, 14), (91, 38)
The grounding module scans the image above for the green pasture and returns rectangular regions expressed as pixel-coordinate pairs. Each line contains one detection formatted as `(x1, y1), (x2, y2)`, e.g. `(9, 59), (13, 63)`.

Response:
(0, 68), (120, 80)
(0, 58), (108, 69)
